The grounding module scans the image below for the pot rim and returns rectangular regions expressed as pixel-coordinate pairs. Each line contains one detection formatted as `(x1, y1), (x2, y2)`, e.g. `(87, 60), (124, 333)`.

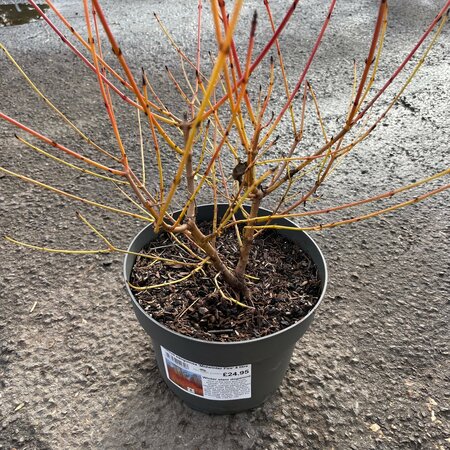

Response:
(123, 203), (328, 346)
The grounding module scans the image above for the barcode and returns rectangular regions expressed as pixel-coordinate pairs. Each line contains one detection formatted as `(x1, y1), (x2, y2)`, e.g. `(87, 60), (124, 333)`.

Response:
(168, 353), (189, 369)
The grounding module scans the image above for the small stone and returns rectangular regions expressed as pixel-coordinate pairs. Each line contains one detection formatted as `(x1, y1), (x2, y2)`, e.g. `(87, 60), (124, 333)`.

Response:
(369, 423), (381, 432)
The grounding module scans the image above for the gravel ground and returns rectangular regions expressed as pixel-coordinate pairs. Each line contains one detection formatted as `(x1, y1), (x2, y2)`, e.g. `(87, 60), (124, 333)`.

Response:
(1, 1), (449, 449)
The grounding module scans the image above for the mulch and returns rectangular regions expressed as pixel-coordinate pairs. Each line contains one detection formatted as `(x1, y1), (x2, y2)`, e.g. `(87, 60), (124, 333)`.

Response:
(130, 222), (322, 342)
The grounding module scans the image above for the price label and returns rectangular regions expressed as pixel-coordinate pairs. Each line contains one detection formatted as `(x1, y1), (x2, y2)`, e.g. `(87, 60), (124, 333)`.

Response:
(161, 346), (252, 401)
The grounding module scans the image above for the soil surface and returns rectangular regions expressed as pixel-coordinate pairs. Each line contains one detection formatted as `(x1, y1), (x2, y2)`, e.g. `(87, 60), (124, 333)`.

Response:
(1, 1), (449, 449)
(131, 226), (322, 341)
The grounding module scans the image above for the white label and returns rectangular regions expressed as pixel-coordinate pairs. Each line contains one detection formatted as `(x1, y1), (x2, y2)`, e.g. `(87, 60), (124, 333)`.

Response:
(161, 346), (251, 401)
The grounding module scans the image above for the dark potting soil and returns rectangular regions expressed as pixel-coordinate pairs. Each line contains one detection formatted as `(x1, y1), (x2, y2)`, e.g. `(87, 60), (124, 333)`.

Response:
(130, 223), (322, 342)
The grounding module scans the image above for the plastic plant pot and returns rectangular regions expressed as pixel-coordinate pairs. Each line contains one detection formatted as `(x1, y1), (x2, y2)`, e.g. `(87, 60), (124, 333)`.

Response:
(124, 204), (327, 414)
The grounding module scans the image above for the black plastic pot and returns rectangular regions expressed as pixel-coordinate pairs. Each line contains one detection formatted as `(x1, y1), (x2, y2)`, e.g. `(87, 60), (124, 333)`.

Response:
(124, 204), (327, 414)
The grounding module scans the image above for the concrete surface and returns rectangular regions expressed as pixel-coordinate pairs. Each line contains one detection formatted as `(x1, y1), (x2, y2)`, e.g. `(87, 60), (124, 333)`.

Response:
(0, 1), (449, 449)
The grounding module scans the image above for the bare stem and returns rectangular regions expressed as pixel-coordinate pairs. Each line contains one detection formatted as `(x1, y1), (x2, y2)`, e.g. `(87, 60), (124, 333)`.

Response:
(235, 191), (263, 281)
(183, 121), (197, 222)
(187, 220), (251, 300)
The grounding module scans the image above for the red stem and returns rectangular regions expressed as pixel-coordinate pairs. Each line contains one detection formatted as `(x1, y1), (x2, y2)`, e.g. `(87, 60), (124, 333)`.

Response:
(265, 0), (337, 140)
(353, 0), (450, 124)
(27, 0), (144, 112)
(346, 0), (387, 124)
(202, 0), (301, 120)
(0, 111), (124, 175)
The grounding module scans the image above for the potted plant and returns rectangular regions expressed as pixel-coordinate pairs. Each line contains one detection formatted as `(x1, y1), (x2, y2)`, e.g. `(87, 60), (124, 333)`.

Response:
(1, 0), (449, 413)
